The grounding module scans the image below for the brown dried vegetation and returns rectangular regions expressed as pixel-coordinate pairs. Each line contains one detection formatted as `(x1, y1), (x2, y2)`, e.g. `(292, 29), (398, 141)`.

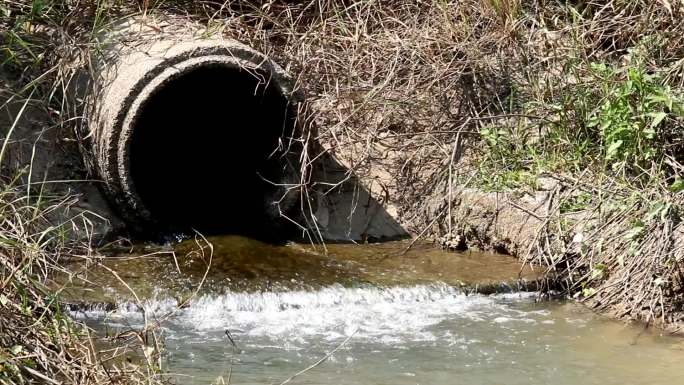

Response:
(2, 1), (684, 382)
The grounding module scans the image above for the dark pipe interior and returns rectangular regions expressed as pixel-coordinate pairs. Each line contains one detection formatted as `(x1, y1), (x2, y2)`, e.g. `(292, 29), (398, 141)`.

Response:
(129, 65), (298, 240)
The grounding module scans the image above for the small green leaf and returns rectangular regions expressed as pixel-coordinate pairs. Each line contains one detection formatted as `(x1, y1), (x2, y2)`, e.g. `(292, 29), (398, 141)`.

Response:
(623, 223), (644, 240)
(649, 111), (667, 128)
(590, 62), (607, 72)
(591, 264), (606, 280)
(587, 117), (599, 128)
(646, 202), (665, 221)
(660, 202), (672, 221)
(643, 127), (657, 140)
(10, 346), (23, 355)
(606, 140), (623, 159)
(646, 94), (669, 104)
(670, 177), (684, 193)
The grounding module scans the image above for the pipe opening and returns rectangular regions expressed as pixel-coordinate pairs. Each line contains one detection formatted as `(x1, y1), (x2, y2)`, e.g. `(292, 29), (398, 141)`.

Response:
(128, 65), (299, 240)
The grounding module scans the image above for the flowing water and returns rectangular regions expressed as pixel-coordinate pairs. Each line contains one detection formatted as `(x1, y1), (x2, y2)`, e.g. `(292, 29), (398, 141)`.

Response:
(61, 237), (684, 385)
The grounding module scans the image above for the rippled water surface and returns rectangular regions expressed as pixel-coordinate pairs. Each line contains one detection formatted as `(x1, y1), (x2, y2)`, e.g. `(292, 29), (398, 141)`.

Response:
(65, 237), (684, 385)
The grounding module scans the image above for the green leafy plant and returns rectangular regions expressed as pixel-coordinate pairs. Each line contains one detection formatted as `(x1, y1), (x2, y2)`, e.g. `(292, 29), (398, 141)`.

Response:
(670, 177), (684, 193)
(560, 192), (592, 213)
(587, 62), (684, 174)
(477, 125), (542, 191)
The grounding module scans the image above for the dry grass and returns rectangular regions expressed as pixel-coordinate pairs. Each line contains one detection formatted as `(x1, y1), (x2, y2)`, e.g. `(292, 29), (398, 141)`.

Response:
(0, 176), (168, 383)
(2, 3), (684, 383)
(525, 173), (684, 331)
(1, 30), (163, 384)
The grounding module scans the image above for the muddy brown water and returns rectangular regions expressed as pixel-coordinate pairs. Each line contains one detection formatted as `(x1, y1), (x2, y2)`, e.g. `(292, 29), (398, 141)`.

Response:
(56, 236), (541, 302)
(57, 236), (684, 385)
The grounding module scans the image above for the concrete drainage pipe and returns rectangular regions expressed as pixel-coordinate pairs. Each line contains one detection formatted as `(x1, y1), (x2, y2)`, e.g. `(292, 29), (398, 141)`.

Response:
(82, 20), (302, 239)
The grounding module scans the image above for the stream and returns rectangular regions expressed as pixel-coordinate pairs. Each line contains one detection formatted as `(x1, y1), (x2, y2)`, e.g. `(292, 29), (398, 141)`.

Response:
(61, 236), (684, 385)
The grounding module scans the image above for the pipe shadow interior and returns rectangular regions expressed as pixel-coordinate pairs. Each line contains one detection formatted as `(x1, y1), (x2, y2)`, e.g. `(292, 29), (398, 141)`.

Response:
(129, 65), (298, 241)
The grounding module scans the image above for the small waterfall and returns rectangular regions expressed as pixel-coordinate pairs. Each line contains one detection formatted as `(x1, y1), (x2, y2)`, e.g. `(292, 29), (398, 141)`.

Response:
(70, 284), (540, 343)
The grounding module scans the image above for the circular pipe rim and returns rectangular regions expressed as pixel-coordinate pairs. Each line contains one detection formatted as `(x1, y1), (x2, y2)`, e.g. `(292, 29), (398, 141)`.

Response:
(98, 43), (298, 231)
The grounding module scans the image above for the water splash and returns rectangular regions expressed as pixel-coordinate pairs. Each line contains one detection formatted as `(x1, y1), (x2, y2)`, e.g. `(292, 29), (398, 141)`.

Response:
(71, 283), (541, 343)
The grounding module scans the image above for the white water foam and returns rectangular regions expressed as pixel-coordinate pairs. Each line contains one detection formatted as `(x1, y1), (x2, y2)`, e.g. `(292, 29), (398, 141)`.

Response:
(71, 284), (541, 344)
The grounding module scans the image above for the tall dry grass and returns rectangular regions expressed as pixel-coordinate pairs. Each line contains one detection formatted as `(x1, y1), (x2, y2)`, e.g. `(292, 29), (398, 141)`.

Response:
(0, 150), (166, 382)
